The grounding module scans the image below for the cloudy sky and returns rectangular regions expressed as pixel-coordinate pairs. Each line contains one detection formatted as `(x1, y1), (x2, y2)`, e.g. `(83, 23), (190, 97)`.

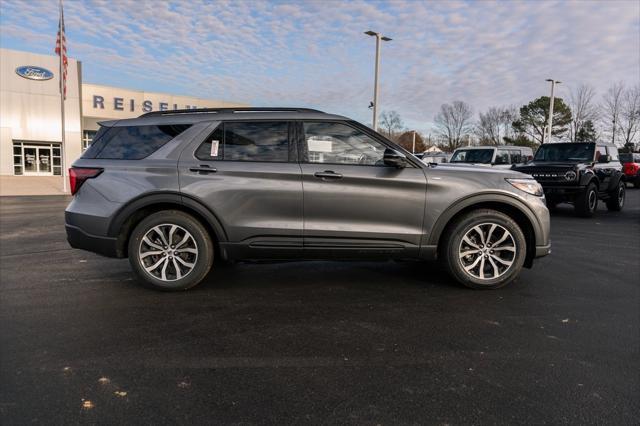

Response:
(1, 0), (638, 132)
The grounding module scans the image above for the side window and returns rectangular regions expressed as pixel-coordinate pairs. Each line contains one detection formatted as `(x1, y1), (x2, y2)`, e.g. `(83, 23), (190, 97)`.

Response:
(95, 125), (192, 160)
(195, 122), (289, 162)
(302, 122), (388, 166)
(606, 146), (619, 161)
(195, 126), (224, 161)
(595, 146), (607, 161)
(225, 122), (289, 162)
(509, 150), (523, 164)
(494, 150), (510, 165)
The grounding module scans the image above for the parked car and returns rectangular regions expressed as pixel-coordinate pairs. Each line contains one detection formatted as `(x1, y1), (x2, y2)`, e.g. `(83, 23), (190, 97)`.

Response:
(449, 146), (533, 169)
(620, 152), (640, 188)
(513, 142), (625, 217)
(65, 107), (550, 291)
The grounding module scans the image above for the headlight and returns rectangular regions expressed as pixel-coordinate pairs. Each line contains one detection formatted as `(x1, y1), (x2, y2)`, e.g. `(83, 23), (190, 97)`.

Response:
(506, 178), (544, 196)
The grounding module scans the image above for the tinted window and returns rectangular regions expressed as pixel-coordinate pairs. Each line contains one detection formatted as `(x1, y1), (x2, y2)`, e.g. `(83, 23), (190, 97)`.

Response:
(302, 122), (387, 166)
(95, 125), (191, 160)
(195, 126), (224, 161)
(81, 125), (116, 159)
(619, 153), (633, 163)
(450, 149), (494, 164)
(224, 122), (289, 162)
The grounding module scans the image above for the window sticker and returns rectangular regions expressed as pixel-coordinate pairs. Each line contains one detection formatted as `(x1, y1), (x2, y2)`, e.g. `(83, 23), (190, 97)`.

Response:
(210, 140), (220, 157)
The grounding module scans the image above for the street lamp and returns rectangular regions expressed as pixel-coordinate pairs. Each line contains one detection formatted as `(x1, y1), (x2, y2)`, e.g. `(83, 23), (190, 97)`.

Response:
(545, 79), (561, 143)
(365, 30), (392, 131)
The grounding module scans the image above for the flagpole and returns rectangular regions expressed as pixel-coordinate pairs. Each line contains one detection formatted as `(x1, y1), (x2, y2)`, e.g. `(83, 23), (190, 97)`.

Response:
(59, 0), (67, 193)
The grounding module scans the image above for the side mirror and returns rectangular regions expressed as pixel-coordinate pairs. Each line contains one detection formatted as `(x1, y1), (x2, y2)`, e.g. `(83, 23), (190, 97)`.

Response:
(598, 154), (611, 163)
(383, 148), (407, 168)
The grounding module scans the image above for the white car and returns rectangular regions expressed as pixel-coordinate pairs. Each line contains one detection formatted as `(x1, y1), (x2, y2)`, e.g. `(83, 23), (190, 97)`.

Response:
(449, 146), (533, 169)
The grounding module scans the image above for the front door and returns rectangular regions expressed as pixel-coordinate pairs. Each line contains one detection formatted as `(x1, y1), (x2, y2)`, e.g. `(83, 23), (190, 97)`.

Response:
(178, 121), (303, 258)
(23, 146), (53, 175)
(298, 121), (427, 258)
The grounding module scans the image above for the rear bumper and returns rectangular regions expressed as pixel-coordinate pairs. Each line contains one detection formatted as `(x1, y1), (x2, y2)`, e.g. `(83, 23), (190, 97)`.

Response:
(66, 224), (119, 258)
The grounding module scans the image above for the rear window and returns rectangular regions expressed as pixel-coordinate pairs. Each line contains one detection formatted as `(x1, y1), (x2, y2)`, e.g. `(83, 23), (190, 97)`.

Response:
(83, 125), (191, 160)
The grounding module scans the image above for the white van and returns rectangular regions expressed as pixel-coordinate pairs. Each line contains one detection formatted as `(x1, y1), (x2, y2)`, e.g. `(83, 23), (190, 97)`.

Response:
(449, 146), (533, 169)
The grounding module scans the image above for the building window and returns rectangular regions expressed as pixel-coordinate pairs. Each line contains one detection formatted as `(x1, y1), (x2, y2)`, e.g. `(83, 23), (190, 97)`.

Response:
(82, 130), (97, 152)
(12, 141), (62, 176)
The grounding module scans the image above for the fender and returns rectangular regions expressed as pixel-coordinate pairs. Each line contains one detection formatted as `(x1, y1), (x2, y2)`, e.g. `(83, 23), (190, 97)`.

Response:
(427, 192), (545, 247)
(107, 191), (228, 242)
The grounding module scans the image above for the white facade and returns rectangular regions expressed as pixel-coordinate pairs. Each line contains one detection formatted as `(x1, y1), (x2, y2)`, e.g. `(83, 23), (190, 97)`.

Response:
(0, 48), (246, 191)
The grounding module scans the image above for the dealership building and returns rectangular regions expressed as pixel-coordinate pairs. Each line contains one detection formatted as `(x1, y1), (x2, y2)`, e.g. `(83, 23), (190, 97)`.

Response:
(0, 48), (246, 195)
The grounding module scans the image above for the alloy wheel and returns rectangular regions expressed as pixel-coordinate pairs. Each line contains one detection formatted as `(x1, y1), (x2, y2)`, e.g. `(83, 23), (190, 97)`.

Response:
(458, 223), (516, 281)
(138, 224), (198, 281)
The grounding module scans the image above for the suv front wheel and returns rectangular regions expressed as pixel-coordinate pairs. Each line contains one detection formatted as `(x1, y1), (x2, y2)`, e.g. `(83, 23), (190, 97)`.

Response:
(575, 182), (598, 217)
(128, 210), (214, 291)
(442, 209), (527, 289)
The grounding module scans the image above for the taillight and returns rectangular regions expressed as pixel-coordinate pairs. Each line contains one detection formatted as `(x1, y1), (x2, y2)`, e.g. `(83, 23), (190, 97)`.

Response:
(69, 167), (103, 195)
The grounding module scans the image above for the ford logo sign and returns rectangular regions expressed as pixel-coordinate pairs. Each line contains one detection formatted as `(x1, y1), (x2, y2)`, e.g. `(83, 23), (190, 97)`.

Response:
(564, 171), (577, 181)
(15, 66), (54, 81)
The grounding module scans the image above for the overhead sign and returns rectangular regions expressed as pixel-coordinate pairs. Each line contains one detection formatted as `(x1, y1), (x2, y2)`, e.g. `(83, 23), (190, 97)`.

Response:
(15, 66), (54, 81)
(92, 95), (199, 112)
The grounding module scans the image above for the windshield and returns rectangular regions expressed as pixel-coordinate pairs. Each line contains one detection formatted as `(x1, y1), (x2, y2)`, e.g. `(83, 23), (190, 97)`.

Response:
(533, 143), (595, 162)
(450, 149), (494, 164)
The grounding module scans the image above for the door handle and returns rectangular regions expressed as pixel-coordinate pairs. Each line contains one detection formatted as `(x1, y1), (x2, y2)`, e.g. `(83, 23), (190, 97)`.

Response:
(314, 171), (343, 179)
(190, 165), (217, 174)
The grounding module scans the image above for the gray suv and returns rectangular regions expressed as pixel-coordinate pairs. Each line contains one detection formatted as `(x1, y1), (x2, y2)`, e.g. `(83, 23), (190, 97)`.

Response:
(65, 108), (551, 291)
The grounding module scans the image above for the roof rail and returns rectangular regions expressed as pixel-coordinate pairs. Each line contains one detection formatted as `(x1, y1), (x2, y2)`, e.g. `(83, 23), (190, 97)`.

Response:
(140, 107), (325, 117)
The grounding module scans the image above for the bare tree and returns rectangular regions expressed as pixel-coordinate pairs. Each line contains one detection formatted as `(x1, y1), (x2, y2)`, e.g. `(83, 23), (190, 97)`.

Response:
(619, 85), (640, 147)
(569, 84), (598, 142)
(379, 111), (404, 140)
(434, 101), (473, 151)
(475, 106), (517, 145)
(601, 82), (625, 145)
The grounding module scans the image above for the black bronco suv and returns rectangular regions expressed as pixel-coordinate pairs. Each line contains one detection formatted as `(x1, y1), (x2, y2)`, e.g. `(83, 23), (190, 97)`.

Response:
(514, 142), (625, 217)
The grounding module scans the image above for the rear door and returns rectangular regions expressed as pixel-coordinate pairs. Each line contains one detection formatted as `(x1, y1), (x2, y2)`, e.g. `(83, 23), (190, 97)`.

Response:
(178, 121), (303, 257)
(594, 145), (613, 192)
(298, 121), (427, 258)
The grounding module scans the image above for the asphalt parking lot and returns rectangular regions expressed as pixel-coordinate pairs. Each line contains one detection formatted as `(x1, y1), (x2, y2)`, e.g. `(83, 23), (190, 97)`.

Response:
(1, 192), (639, 425)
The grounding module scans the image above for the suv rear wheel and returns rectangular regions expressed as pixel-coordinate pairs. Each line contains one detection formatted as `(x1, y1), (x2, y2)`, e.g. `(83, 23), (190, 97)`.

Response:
(442, 209), (527, 289)
(128, 210), (214, 291)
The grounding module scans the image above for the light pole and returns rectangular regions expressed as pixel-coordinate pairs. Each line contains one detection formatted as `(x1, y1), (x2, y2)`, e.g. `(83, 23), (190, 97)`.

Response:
(365, 30), (391, 131)
(545, 79), (561, 143)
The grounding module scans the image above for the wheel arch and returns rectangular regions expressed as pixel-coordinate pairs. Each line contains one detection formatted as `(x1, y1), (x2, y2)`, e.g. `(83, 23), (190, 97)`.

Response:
(107, 192), (228, 258)
(429, 194), (543, 268)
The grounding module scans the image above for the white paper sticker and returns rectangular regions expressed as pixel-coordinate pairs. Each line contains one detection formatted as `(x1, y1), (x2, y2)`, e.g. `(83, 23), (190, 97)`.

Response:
(210, 140), (219, 157)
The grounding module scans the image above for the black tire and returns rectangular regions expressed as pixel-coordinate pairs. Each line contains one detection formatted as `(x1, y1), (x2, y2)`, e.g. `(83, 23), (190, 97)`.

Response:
(441, 209), (527, 290)
(634, 177), (640, 189)
(575, 182), (598, 217)
(606, 181), (625, 211)
(128, 210), (214, 291)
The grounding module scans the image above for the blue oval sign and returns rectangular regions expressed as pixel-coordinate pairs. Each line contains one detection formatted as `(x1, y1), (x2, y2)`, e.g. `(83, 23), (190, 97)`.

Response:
(15, 65), (54, 81)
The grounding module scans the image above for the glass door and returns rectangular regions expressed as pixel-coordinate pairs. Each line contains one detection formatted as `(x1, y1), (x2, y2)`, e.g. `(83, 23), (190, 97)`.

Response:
(23, 147), (38, 174)
(38, 147), (52, 174)
(22, 146), (53, 175)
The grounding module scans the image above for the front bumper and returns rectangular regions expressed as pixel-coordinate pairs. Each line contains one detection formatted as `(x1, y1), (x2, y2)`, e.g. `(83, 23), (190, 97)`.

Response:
(535, 243), (551, 258)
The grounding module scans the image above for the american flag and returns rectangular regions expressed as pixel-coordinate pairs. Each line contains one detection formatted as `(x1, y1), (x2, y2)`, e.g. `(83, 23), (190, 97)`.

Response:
(54, 1), (67, 99)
